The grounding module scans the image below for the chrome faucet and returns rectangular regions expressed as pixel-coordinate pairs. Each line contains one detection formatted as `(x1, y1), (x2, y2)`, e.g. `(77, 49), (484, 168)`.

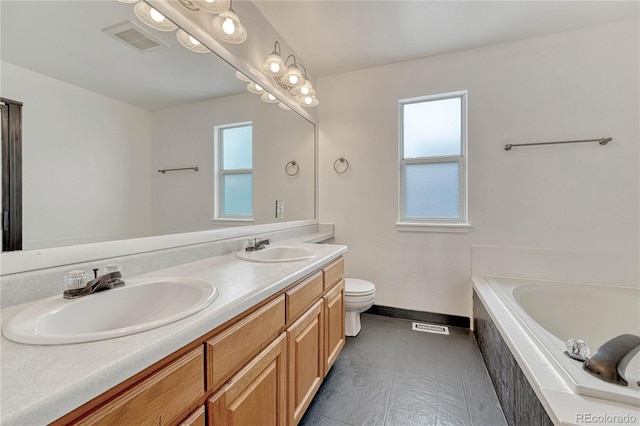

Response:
(245, 237), (271, 251)
(583, 334), (640, 386)
(63, 271), (125, 299)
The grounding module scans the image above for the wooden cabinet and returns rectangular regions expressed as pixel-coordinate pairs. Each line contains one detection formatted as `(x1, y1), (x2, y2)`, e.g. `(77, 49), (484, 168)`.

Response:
(323, 258), (344, 292)
(57, 256), (345, 426)
(285, 271), (323, 323)
(287, 299), (324, 426)
(179, 406), (205, 426)
(206, 295), (285, 392)
(207, 333), (287, 426)
(75, 347), (204, 426)
(324, 279), (345, 375)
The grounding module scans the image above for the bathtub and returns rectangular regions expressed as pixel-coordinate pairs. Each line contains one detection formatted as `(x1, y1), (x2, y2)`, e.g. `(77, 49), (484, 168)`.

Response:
(474, 275), (640, 424)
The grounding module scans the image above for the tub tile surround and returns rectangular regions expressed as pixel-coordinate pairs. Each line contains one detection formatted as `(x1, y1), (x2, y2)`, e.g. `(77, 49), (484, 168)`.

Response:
(471, 245), (639, 288)
(471, 245), (640, 426)
(0, 221), (334, 308)
(0, 225), (341, 425)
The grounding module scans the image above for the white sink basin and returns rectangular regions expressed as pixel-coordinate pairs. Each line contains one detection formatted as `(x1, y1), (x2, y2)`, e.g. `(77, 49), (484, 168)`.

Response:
(2, 277), (218, 345)
(237, 245), (316, 263)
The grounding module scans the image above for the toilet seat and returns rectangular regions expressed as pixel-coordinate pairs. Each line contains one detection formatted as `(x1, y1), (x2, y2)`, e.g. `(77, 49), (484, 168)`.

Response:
(345, 278), (375, 297)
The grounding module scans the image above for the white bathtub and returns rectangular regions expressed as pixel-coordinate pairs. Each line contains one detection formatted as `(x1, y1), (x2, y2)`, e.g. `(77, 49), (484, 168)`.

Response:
(474, 275), (640, 424)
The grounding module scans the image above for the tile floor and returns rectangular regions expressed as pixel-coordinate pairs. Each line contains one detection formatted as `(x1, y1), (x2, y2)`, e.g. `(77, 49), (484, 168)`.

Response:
(299, 313), (508, 426)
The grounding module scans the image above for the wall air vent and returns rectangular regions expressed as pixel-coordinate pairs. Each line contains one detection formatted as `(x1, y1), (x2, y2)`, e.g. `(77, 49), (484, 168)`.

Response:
(103, 21), (168, 53)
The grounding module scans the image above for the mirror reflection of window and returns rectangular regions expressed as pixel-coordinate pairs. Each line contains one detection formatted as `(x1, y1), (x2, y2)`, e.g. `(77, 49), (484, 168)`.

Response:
(216, 123), (253, 219)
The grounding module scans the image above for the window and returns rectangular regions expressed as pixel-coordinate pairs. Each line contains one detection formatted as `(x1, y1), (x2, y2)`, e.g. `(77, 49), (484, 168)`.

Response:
(214, 123), (253, 221)
(398, 91), (469, 232)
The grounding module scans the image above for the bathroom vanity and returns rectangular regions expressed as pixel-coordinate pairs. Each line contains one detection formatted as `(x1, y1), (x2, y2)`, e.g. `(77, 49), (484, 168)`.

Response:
(0, 242), (346, 426)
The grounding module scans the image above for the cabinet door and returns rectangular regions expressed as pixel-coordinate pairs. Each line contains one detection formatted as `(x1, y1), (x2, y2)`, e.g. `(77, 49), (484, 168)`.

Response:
(324, 279), (345, 375)
(287, 299), (324, 426)
(208, 333), (287, 426)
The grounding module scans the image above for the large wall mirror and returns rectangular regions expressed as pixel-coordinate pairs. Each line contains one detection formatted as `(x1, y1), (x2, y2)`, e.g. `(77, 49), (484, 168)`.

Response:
(0, 0), (316, 251)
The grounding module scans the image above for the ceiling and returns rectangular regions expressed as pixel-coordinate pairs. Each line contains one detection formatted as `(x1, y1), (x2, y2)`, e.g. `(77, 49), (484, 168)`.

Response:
(253, 0), (640, 78)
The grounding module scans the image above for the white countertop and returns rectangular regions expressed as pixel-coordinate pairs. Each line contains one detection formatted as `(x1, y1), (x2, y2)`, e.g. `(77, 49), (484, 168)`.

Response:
(0, 239), (346, 426)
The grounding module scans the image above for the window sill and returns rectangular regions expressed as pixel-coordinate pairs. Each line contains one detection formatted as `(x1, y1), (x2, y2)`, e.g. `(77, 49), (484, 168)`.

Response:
(395, 222), (472, 234)
(211, 218), (254, 226)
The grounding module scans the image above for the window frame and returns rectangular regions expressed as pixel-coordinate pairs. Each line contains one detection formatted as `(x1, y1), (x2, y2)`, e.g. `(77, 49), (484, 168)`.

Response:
(213, 121), (254, 223)
(397, 90), (470, 233)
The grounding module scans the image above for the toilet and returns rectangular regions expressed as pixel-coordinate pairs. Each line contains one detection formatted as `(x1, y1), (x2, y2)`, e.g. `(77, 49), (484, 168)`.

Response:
(344, 278), (376, 337)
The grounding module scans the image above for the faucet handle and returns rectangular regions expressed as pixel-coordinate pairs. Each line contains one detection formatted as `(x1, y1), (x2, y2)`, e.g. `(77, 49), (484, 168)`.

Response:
(64, 270), (87, 291)
(103, 263), (123, 275)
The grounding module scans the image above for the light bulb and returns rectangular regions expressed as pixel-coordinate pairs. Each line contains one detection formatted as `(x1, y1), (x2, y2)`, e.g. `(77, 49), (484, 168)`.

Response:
(300, 86), (310, 95)
(304, 97), (312, 105)
(270, 63), (281, 73)
(149, 8), (165, 23)
(255, 84), (262, 91)
(206, 0), (215, 3)
(188, 35), (200, 45)
(268, 94), (276, 101)
(222, 18), (236, 35)
(288, 75), (299, 85)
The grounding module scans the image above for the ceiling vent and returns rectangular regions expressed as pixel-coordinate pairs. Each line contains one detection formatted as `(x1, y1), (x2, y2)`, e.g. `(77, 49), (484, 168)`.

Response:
(103, 21), (168, 53)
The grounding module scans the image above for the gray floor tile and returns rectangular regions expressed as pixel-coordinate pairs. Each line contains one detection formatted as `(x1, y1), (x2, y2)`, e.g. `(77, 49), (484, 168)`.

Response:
(299, 410), (355, 426)
(304, 314), (506, 426)
(466, 398), (508, 426)
(392, 364), (439, 393)
(437, 392), (471, 426)
(384, 385), (437, 426)
(309, 367), (391, 425)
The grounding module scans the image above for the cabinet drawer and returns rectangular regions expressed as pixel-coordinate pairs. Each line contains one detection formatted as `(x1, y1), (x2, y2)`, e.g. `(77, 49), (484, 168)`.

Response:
(179, 406), (205, 426)
(206, 295), (285, 392)
(286, 271), (323, 323)
(76, 347), (204, 426)
(323, 258), (344, 292)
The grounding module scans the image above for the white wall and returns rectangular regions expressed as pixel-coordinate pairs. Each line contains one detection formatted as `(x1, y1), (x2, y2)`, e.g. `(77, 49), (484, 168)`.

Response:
(0, 62), (153, 249)
(318, 19), (640, 318)
(151, 92), (315, 235)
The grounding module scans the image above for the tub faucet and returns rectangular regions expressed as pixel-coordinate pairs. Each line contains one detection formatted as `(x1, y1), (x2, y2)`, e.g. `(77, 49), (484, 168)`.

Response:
(583, 334), (640, 386)
(63, 271), (125, 299)
(245, 237), (271, 251)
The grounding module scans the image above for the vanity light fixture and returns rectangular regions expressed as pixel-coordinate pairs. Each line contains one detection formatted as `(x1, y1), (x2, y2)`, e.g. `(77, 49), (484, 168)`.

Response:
(246, 82), (265, 95)
(210, 4), (247, 44)
(176, 29), (210, 53)
(191, 0), (231, 15)
(235, 71), (251, 82)
(261, 92), (279, 104)
(262, 42), (287, 76)
(278, 102), (291, 111)
(133, 2), (177, 32)
(259, 41), (319, 108)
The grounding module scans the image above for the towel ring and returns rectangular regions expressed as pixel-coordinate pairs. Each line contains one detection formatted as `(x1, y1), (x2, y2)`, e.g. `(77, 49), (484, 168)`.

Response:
(285, 160), (299, 176)
(334, 157), (350, 174)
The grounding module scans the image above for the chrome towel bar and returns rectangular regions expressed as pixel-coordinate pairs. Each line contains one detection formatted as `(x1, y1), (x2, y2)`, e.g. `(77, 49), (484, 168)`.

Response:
(158, 166), (199, 174)
(504, 137), (612, 151)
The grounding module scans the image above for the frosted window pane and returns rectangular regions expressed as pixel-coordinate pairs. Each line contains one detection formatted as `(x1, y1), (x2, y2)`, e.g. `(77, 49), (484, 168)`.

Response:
(403, 98), (461, 158)
(222, 126), (252, 170)
(223, 173), (252, 215)
(405, 162), (459, 218)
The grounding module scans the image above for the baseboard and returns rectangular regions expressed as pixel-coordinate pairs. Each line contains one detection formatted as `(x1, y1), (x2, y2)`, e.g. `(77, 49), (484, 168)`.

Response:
(366, 304), (470, 329)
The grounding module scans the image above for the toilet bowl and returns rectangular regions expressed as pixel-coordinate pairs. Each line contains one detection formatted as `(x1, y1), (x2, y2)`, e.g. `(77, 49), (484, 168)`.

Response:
(344, 278), (376, 337)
